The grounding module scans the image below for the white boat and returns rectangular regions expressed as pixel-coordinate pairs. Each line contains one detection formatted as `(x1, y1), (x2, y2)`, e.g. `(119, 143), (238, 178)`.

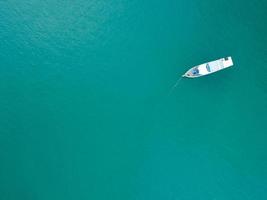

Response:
(182, 57), (233, 78)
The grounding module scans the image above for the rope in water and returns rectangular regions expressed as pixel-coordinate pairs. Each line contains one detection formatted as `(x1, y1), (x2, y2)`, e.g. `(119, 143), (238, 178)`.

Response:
(167, 76), (183, 96)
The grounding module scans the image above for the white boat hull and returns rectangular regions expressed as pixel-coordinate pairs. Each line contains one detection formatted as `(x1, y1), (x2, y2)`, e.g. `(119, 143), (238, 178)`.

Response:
(183, 57), (233, 78)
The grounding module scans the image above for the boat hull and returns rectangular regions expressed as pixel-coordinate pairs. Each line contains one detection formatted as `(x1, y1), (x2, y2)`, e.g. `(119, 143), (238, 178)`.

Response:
(183, 57), (233, 78)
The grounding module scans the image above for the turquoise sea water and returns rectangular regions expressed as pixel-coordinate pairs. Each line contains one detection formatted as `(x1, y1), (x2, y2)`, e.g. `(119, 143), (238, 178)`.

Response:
(1, 1), (267, 199)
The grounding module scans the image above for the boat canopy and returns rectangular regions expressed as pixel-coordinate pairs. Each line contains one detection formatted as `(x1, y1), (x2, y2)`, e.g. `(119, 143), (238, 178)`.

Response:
(198, 64), (209, 75)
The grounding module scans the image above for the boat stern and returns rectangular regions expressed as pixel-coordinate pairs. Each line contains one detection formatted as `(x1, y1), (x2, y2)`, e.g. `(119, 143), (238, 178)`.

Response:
(223, 56), (233, 68)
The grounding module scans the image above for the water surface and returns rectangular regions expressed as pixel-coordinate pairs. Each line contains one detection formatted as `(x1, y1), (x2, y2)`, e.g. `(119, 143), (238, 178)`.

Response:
(0, 0), (267, 199)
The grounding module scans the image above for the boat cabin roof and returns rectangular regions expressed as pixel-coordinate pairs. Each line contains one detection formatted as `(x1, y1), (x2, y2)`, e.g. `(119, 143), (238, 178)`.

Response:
(198, 64), (209, 75)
